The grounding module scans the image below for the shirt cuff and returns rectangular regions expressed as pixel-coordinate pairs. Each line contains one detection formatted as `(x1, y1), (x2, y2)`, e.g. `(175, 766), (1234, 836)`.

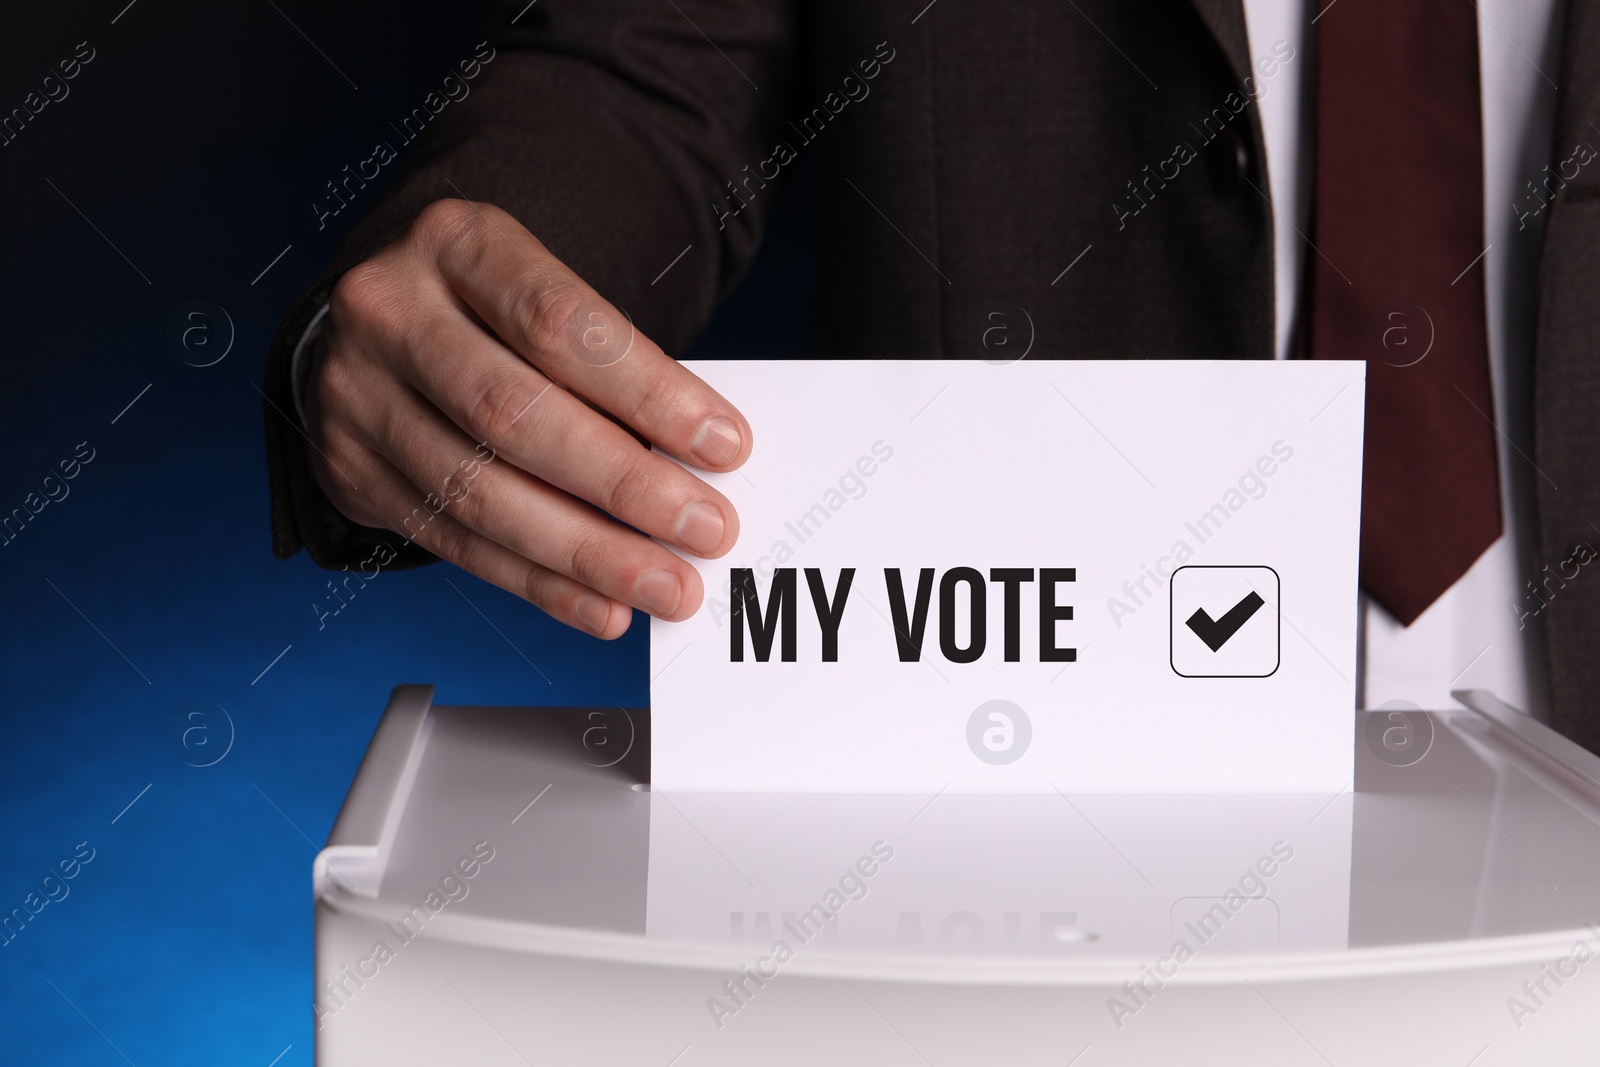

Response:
(289, 302), (331, 430)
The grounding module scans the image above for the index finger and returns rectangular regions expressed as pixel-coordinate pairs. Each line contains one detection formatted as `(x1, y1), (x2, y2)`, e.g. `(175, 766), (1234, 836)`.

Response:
(416, 199), (752, 472)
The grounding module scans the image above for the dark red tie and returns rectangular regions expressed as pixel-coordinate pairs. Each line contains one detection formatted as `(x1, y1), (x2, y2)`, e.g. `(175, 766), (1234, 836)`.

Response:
(1307, 0), (1502, 625)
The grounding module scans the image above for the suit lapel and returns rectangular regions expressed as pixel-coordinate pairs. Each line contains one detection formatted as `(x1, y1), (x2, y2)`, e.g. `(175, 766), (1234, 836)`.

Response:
(1552, 0), (1597, 150)
(1187, 0), (1275, 339)
(1188, 0), (1254, 87)
(1533, 0), (1600, 748)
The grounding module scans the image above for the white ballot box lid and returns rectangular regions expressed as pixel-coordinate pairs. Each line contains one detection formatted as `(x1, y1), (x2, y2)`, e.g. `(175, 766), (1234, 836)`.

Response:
(312, 687), (1600, 1066)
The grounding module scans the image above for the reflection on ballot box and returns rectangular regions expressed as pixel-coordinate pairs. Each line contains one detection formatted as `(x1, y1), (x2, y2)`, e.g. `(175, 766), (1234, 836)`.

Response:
(644, 791), (1352, 965)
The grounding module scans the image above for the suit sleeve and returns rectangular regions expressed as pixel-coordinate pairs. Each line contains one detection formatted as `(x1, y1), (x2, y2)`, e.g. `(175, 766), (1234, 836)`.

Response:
(261, 0), (801, 569)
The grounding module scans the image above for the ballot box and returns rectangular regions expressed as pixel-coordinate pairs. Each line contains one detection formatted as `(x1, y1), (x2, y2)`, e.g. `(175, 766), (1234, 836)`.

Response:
(313, 685), (1600, 1065)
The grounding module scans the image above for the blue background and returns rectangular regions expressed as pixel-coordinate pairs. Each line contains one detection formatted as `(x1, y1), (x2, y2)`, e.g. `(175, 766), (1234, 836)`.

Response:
(0, 3), (815, 1063)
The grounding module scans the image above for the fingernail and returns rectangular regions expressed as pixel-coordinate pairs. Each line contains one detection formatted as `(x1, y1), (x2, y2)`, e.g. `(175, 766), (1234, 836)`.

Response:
(575, 593), (612, 635)
(636, 570), (682, 617)
(674, 502), (726, 555)
(690, 416), (742, 468)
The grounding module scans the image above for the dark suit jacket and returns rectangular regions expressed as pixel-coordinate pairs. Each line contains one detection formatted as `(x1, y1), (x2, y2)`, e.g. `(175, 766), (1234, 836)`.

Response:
(263, 0), (1600, 749)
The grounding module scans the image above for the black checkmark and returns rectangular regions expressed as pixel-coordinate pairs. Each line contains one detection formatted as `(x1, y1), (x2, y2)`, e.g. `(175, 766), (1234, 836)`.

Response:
(1185, 592), (1265, 652)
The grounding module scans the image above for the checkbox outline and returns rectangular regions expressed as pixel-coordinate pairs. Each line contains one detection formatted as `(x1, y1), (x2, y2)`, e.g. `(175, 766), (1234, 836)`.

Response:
(1169, 564), (1281, 679)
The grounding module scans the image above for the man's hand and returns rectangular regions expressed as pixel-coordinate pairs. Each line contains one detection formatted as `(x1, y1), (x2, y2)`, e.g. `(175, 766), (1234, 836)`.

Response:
(304, 198), (749, 639)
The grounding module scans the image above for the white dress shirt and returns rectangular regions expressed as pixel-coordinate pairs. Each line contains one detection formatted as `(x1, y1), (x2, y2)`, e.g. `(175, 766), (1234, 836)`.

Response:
(1242, 0), (1562, 718)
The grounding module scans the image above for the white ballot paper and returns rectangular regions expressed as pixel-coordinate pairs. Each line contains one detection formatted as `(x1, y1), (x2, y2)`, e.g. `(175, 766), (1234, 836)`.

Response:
(650, 360), (1366, 793)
